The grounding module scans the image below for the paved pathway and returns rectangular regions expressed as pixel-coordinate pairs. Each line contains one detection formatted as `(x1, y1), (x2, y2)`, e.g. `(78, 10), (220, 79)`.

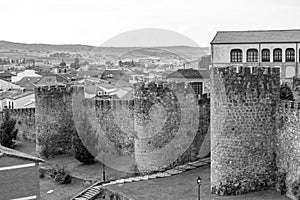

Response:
(105, 165), (290, 200)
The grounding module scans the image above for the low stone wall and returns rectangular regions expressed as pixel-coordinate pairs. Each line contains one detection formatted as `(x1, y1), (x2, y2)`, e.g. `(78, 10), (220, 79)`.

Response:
(97, 187), (134, 200)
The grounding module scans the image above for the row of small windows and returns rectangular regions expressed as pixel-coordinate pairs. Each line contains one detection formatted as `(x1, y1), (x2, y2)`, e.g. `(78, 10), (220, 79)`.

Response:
(230, 48), (296, 63)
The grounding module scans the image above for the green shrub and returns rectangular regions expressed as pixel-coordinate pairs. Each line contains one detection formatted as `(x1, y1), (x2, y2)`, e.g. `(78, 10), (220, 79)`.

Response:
(291, 177), (300, 200)
(276, 171), (287, 195)
(0, 109), (18, 148)
(49, 164), (71, 184)
(280, 83), (294, 101)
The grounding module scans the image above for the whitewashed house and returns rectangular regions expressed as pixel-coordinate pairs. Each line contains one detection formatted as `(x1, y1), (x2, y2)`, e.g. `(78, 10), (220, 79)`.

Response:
(12, 70), (42, 83)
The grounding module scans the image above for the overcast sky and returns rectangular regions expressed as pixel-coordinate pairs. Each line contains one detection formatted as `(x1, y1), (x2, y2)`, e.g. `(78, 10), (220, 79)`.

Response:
(0, 0), (299, 47)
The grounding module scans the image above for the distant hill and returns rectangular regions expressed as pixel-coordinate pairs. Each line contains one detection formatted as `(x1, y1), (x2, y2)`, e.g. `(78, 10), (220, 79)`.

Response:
(0, 41), (95, 52)
(0, 41), (210, 61)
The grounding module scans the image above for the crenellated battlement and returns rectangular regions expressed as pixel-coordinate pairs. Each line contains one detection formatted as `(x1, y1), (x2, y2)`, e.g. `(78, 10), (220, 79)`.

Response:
(134, 81), (209, 101)
(214, 66), (280, 76)
(35, 84), (73, 95)
(8, 108), (35, 115)
(276, 100), (300, 113)
(211, 65), (282, 196)
(95, 99), (135, 110)
(212, 66), (280, 102)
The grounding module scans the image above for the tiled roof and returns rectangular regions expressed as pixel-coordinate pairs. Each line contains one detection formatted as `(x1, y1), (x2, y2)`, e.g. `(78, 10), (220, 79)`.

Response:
(84, 85), (100, 94)
(102, 70), (125, 77)
(211, 29), (300, 44)
(12, 91), (34, 100)
(23, 101), (35, 108)
(34, 73), (69, 86)
(0, 145), (44, 162)
(166, 68), (210, 79)
(97, 83), (116, 90)
(0, 90), (33, 100)
(77, 70), (100, 78)
(16, 77), (41, 90)
(198, 55), (211, 70)
(0, 72), (15, 77)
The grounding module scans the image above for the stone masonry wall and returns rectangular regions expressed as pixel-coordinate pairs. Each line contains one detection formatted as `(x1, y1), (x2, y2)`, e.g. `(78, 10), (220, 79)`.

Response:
(133, 82), (210, 173)
(72, 84), (210, 174)
(72, 86), (137, 173)
(276, 101), (300, 200)
(211, 66), (280, 195)
(35, 85), (75, 158)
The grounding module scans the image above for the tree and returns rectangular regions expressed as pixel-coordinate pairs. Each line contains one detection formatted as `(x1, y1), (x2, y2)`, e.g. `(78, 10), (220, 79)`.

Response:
(119, 60), (123, 67)
(280, 83), (294, 101)
(0, 110), (18, 148)
(70, 58), (80, 69)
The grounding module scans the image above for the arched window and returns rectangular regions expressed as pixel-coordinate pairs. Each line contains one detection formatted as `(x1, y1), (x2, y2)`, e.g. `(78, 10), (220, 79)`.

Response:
(247, 49), (258, 62)
(230, 49), (243, 63)
(261, 49), (270, 62)
(273, 48), (282, 62)
(286, 48), (295, 62)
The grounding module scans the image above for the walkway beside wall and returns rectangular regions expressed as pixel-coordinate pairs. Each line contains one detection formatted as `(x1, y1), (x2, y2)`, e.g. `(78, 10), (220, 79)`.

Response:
(101, 165), (290, 200)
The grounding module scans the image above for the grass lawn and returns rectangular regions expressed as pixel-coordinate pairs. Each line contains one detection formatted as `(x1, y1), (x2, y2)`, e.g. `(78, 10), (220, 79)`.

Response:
(14, 140), (130, 199)
(40, 177), (86, 200)
(106, 165), (290, 200)
(14, 140), (290, 200)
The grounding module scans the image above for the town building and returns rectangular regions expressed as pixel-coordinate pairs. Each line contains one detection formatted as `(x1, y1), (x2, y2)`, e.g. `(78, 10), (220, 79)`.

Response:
(0, 72), (15, 82)
(198, 55), (211, 70)
(12, 70), (42, 83)
(16, 76), (41, 91)
(128, 69), (146, 84)
(52, 60), (69, 74)
(35, 72), (69, 86)
(211, 29), (300, 82)
(166, 68), (210, 96)
(101, 69), (125, 80)
(0, 79), (23, 91)
(0, 90), (35, 111)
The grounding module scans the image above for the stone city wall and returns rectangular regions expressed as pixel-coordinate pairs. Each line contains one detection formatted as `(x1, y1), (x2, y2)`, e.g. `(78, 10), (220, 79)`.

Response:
(276, 100), (300, 200)
(35, 85), (75, 158)
(211, 66), (280, 195)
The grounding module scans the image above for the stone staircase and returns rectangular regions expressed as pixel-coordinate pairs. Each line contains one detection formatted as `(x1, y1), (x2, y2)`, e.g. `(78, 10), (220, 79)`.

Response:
(71, 157), (210, 200)
(71, 181), (104, 200)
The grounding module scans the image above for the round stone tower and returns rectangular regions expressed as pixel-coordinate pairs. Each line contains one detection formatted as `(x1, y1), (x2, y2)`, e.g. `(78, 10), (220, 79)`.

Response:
(211, 66), (280, 195)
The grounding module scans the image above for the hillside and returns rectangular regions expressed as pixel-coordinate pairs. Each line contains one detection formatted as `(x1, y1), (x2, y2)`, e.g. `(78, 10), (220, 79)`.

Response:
(0, 41), (210, 62)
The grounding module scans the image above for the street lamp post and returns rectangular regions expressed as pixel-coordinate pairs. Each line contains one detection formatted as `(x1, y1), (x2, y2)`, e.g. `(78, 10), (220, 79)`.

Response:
(197, 176), (201, 200)
(102, 153), (106, 182)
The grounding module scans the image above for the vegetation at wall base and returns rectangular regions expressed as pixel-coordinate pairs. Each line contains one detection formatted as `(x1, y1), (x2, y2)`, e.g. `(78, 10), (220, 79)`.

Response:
(280, 83), (294, 101)
(73, 134), (95, 164)
(49, 164), (72, 184)
(0, 109), (18, 148)
(291, 177), (300, 200)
